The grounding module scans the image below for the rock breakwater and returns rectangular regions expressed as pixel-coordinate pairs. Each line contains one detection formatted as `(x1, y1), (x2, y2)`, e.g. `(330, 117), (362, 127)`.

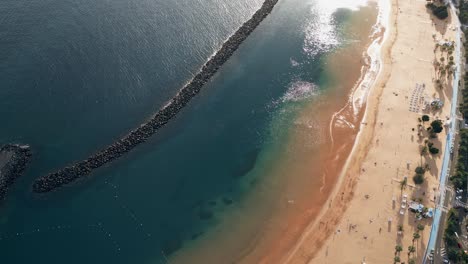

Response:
(0, 144), (32, 201)
(33, 0), (280, 193)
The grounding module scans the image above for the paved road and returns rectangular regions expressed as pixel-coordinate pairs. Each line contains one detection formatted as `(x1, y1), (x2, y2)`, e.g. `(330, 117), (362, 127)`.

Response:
(423, 3), (462, 263)
(434, 189), (453, 263)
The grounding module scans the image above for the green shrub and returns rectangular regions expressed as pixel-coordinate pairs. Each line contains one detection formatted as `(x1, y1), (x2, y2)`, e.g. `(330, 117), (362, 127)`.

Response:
(413, 174), (425, 184)
(430, 120), (444, 133)
(429, 146), (439, 154)
(415, 166), (426, 174)
(426, 3), (449, 19)
(422, 115), (430, 122)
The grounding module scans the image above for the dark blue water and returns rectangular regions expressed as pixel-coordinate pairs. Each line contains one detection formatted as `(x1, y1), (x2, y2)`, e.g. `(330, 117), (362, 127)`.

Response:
(0, 0), (362, 262)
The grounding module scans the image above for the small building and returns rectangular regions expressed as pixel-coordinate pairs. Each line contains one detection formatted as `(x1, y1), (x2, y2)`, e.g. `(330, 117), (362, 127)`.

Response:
(424, 208), (434, 218)
(409, 202), (424, 213)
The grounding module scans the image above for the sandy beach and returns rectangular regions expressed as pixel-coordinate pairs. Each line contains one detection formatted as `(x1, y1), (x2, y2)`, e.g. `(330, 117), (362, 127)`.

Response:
(283, 0), (459, 263)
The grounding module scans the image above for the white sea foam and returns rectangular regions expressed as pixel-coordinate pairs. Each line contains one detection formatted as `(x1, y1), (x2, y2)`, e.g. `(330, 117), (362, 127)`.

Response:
(327, 0), (390, 148)
(290, 58), (300, 67)
(281, 81), (318, 103)
(350, 0), (391, 115)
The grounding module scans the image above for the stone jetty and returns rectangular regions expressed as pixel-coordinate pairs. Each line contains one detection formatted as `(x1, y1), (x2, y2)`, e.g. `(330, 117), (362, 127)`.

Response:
(32, 0), (280, 193)
(0, 144), (32, 201)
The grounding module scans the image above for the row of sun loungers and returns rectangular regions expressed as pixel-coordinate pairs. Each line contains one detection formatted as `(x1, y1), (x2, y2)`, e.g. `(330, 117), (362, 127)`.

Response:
(409, 83), (426, 113)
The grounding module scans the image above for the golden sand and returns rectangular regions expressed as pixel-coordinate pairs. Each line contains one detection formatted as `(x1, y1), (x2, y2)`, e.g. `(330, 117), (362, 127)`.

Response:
(283, 0), (458, 263)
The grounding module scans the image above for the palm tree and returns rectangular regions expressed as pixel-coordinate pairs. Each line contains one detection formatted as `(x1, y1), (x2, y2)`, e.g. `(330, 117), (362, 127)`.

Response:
(397, 225), (403, 236)
(408, 259), (416, 264)
(417, 224), (424, 232)
(394, 256), (401, 263)
(395, 245), (403, 255)
(420, 145), (428, 164)
(420, 145), (428, 156)
(412, 232), (420, 243)
(400, 178), (407, 192)
(408, 245), (416, 256)
(424, 163), (430, 171)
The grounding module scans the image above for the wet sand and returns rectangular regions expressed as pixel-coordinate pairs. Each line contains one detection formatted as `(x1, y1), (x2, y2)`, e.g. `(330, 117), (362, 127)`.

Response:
(169, 3), (381, 263)
(285, 0), (458, 263)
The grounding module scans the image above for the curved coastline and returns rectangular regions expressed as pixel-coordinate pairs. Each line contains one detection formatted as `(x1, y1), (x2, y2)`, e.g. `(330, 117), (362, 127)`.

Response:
(281, 0), (397, 262)
(32, 0), (280, 193)
(0, 144), (32, 201)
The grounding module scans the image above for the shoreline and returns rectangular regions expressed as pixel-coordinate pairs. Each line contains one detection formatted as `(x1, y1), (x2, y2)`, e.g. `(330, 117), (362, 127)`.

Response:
(231, 3), (388, 262)
(287, 0), (459, 262)
(282, 0), (398, 262)
(32, 0), (280, 193)
(166, 3), (383, 263)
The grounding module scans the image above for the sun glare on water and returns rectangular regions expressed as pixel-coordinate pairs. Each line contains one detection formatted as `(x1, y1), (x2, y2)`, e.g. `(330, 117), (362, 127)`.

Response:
(303, 0), (372, 57)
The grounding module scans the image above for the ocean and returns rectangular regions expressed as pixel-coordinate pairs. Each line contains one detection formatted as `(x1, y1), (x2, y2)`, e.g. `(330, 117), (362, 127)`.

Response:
(0, 0), (378, 263)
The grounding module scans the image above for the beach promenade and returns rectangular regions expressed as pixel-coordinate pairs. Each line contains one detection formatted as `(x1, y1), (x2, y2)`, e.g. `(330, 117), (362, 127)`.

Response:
(423, 2), (463, 263)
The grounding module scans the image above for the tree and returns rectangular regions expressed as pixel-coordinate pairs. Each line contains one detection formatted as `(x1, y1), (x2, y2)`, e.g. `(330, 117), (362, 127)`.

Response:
(424, 163), (430, 171)
(395, 245), (403, 254)
(429, 147), (439, 154)
(414, 166), (426, 183)
(430, 120), (444, 133)
(398, 225), (404, 232)
(394, 256), (401, 263)
(448, 247), (459, 261)
(415, 166), (426, 174)
(422, 115), (430, 123)
(408, 245), (416, 255)
(400, 178), (407, 191)
(413, 174), (425, 185)
(420, 145), (428, 156)
(413, 232), (421, 242)
(427, 3), (449, 19)
(408, 259), (416, 264)
(417, 224), (425, 231)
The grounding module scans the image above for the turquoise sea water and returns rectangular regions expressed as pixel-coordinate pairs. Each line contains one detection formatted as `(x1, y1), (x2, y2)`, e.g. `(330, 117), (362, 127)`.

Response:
(0, 0), (369, 263)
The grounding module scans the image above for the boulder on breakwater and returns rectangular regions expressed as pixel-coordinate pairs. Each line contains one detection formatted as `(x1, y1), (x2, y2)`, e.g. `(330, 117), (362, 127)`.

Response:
(0, 144), (32, 201)
(33, 0), (280, 193)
